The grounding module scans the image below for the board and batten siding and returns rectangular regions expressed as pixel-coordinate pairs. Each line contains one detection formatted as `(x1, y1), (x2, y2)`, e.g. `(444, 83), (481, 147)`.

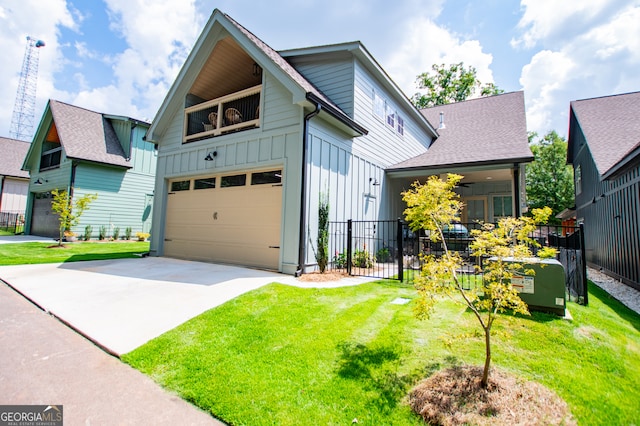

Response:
(572, 122), (640, 289)
(352, 59), (432, 167)
(0, 178), (28, 213)
(149, 73), (305, 274)
(72, 164), (155, 236)
(304, 118), (386, 266)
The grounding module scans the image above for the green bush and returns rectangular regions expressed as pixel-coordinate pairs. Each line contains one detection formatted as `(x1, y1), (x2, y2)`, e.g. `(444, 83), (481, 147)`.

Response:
(99, 225), (107, 240)
(125, 227), (132, 240)
(376, 247), (391, 263)
(353, 249), (375, 268)
(113, 227), (120, 240)
(332, 251), (347, 269)
(84, 225), (93, 241)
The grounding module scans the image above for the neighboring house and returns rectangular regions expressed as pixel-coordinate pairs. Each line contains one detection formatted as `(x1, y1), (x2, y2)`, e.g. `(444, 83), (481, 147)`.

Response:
(22, 100), (157, 238)
(388, 92), (533, 223)
(0, 137), (30, 215)
(567, 91), (640, 290)
(145, 9), (532, 274)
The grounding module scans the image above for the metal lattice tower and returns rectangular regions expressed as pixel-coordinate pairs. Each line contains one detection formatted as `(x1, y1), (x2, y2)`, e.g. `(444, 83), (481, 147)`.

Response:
(9, 36), (45, 141)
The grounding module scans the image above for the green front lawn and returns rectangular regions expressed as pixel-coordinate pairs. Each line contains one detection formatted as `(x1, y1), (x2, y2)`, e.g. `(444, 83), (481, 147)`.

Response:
(0, 241), (150, 265)
(123, 281), (640, 426)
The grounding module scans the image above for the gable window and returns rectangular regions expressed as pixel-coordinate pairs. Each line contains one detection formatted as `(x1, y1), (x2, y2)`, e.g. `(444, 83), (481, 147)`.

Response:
(373, 91), (385, 120)
(386, 103), (395, 128)
(575, 165), (582, 195)
(397, 115), (404, 136)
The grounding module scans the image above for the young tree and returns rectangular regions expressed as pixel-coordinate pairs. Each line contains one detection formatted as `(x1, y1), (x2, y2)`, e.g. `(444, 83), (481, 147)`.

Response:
(526, 131), (575, 221)
(402, 174), (556, 388)
(315, 192), (330, 273)
(411, 62), (504, 108)
(50, 189), (97, 247)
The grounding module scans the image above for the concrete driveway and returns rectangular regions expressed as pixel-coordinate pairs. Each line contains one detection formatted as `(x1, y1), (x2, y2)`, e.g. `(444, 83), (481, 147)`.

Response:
(0, 257), (306, 355)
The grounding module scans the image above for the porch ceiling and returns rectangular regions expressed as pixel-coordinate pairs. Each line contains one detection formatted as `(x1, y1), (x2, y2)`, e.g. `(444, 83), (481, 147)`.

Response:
(190, 37), (262, 101)
(387, 164), (514, 184)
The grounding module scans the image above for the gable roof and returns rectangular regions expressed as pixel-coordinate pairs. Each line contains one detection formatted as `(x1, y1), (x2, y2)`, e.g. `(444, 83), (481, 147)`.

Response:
(0, 137), (30, 178)
(280, 41), (438, 138)
(388, 91), (532, 171)
(569, 91), (640, 178)
(47, 100), (131, 168)
(147, 9), (366, 142)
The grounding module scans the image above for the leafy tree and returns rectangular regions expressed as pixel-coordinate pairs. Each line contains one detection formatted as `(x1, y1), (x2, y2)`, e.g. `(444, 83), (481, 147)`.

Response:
(50, 189), (97, 247)
(402, 174), (556, 388)
(526, 131), (575, 222)
(411, 62), (504, 108)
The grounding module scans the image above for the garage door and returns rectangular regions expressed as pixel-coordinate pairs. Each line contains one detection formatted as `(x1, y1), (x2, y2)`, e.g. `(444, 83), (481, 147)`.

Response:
(164, 169), (282, 270)
(31, 192), (59, 238)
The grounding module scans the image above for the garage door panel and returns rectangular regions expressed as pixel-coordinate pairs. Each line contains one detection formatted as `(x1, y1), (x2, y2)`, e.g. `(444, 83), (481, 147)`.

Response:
(164, 174), (282, 270)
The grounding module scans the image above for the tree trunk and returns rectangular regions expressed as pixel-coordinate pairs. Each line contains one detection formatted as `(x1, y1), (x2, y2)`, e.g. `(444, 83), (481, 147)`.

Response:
(481, 326), (491, 388)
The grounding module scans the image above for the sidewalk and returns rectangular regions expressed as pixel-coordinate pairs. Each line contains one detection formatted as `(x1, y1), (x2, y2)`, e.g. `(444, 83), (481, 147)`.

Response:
(0, 235), (54, 244)
(0, 281), (223, 425)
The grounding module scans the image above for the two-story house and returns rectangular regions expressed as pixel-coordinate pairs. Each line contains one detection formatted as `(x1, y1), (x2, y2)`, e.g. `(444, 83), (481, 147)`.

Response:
(22, 100), (157, 239)
(145, 9), (532, 274)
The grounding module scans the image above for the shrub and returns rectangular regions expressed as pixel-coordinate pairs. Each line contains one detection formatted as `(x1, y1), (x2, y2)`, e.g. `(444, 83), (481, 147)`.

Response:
(136, 232), (150, 241)
(125, 227), (132, 240)
(84, 225), (93, 241)
(333, 251), (347, 269)
(99, 225), (107, 240)
(113, 227), (120, 240)
(353, 248), (375, 268)
(376, 247), (391, 263)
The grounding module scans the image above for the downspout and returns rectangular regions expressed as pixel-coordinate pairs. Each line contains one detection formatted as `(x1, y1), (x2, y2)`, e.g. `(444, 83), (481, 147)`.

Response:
(295, 102), (322, 277)
(0, 176), (4, 212)
(128, 121), (138, 161)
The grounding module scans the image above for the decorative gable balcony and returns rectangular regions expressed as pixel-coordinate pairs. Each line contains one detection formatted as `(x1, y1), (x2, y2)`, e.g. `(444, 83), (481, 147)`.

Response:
(183, 85), (261, 142)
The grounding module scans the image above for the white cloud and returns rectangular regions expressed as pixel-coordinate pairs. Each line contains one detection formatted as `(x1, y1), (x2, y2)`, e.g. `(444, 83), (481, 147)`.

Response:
(0, 0), (78, 139)
(385, 15), (495, 100)
(519, 3), (640, 136)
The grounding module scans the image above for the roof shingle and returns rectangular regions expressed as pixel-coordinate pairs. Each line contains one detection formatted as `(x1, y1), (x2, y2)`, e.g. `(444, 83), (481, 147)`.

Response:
(0, 137), (30, 178)
(389, 91), (532, 170)
(49, 100), (130, 168)
(570, 91), (640, 177)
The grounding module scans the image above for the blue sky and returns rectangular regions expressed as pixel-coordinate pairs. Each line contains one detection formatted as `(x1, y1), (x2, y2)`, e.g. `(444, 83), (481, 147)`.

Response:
(1, 0), (639, 141)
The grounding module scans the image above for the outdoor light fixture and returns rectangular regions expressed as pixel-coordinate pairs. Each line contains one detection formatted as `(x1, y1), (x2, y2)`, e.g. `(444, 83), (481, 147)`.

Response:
(34, 177), (48, 185)
(204, 151), (217, 161)
(369, 177), (380, 186)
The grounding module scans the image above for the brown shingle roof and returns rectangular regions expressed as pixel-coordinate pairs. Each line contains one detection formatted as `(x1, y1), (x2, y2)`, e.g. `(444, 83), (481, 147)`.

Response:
(570, 91), (640, 177)
(0, 137), (30, 178)
(389, 91), (532, 170)
(49, 100), (130, 168)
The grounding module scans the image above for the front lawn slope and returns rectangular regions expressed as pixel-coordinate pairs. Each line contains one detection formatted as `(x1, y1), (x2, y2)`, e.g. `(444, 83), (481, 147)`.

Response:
(123, 281), (640, 426)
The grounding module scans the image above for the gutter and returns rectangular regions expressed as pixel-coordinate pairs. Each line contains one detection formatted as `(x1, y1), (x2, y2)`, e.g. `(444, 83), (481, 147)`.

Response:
(305, 92), (368, 136)
(296, 102), (322, 277)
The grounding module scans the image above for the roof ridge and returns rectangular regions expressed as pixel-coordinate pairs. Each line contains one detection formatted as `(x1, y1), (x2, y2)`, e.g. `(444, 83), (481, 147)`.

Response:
(420, 91), (523, 111)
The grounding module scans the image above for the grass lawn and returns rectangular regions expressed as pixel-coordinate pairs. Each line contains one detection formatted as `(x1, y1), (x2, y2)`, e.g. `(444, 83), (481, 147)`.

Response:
(0, 230), (16, 236)
(0, 241), (150, 265)
(123, 281), (640, 426)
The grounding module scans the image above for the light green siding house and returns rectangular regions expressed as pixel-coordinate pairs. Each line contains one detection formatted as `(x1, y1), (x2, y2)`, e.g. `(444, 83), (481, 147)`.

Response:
(22, 100), (157, 239)
(146, 9), (532, 275)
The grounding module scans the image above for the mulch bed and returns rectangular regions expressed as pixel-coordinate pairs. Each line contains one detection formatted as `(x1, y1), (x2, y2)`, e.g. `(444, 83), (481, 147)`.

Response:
(409, 365), (576, 426)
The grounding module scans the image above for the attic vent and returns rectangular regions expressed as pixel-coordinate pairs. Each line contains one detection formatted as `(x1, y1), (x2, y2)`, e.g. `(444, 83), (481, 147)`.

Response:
(439, 111), (446, 129)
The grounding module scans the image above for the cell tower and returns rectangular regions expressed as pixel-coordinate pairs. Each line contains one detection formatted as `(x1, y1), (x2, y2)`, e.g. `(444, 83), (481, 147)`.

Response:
(9, 36), (45, 141)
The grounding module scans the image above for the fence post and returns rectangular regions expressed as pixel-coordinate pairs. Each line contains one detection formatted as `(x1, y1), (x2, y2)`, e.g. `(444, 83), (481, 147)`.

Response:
(397, 219), (404, 282)
(579, 223), (588, 305)
(347, 219), (353, 276)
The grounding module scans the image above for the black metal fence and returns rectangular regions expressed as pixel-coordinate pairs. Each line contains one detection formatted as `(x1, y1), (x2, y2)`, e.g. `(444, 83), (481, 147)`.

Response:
(328, 220), (588, 304)
(0, 211), (25, 234)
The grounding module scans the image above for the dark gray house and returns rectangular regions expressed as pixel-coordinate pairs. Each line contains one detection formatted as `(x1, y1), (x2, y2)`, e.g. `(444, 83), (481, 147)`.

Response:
(567, 91), (640, 290)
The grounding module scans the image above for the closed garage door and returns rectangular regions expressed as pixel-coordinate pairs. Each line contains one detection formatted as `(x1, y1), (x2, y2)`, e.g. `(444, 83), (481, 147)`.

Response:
(31, 192), (59, 238)
(164, 169), (282, 270)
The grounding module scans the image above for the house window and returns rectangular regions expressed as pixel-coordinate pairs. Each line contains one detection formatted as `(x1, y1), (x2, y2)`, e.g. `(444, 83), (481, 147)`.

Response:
(221, 174), (247, 188)
(171, 180), (190, 191)
(194, 177), (216, 190)
(397, 115), (404, 136)
(575, 165), (582, 195)
(493, 195), (513, 219)
(40, 146), (62, 171)
(251, 170), (282, 185)
(386, 103), (395, 128)
(373, 90), (385, 120)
